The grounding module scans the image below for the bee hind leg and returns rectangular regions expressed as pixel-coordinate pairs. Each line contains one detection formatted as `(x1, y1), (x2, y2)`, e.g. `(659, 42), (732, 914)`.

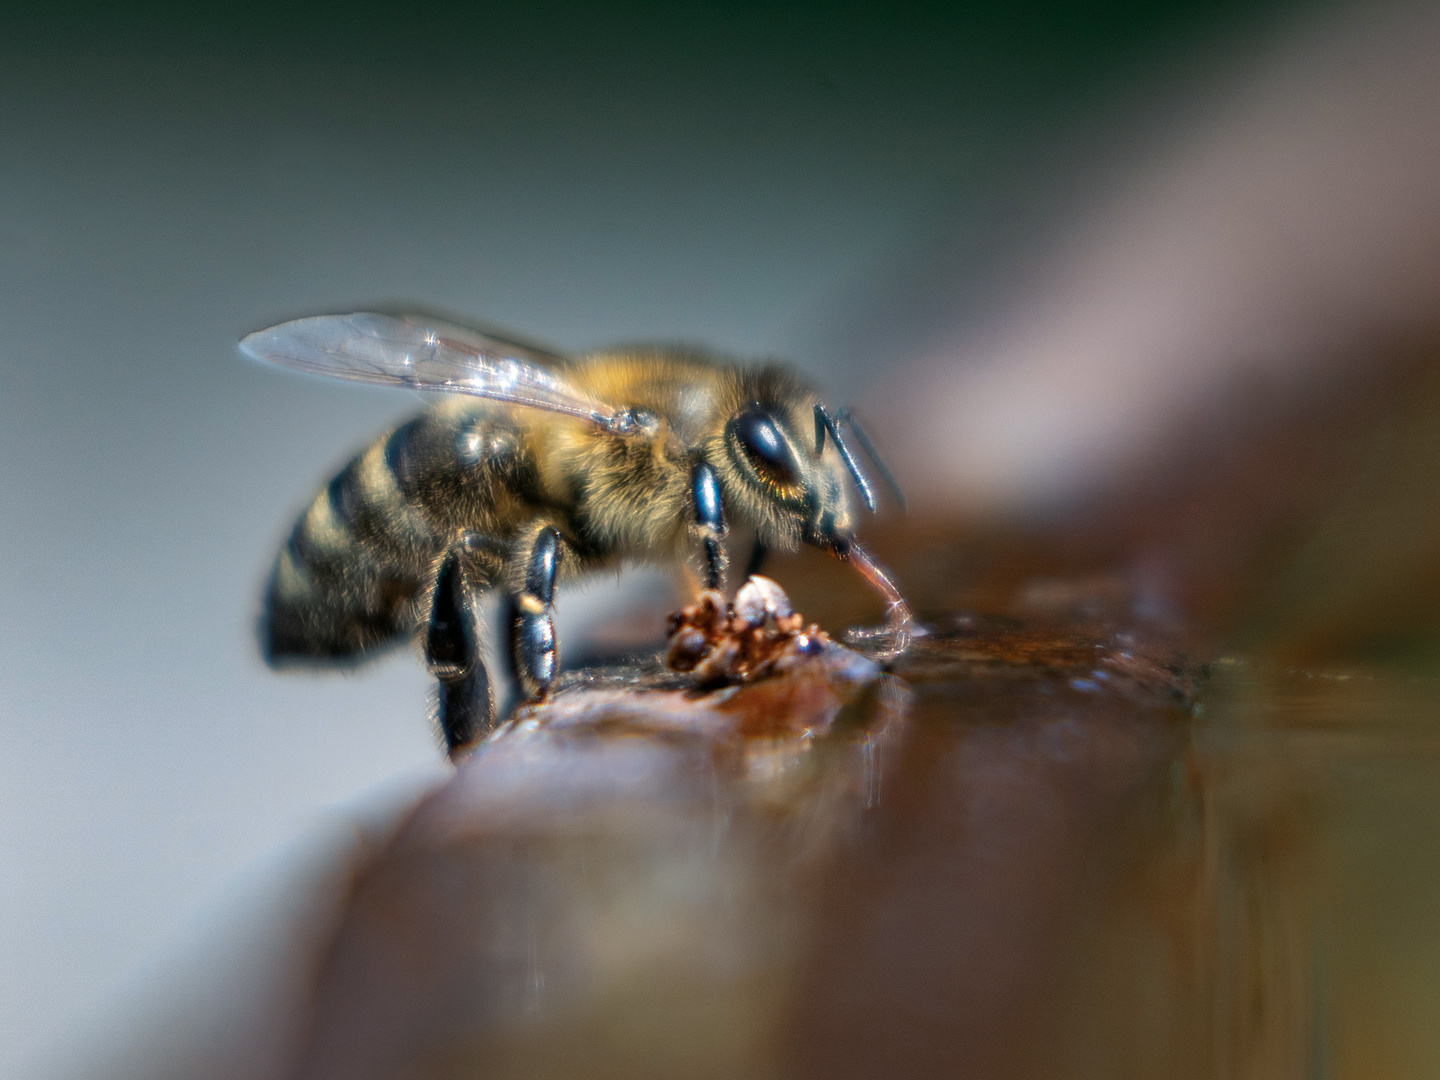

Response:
(509, 526), (561, 701)
(426, 546), (493, 759)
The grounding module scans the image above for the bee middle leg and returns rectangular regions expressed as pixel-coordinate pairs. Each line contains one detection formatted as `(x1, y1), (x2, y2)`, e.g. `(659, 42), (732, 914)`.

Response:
(508, 525), (562, 701)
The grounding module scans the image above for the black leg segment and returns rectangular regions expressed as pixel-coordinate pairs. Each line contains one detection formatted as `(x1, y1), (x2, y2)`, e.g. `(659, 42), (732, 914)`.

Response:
(511, 600), (557, 698)
(744, 540), (769, 579)
(692, 461), (727, 589)
(524, 526), (559, 605)
(510, 526), (561, 700)
(426, 547), (493, 758)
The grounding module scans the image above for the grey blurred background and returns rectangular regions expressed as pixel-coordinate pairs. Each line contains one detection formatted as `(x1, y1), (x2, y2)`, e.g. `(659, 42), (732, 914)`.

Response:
(17, 0), (1435, 1074)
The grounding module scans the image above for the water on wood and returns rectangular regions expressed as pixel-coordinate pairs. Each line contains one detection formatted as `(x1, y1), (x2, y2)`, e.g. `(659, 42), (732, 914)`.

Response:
(275, 528), (1440, 1080)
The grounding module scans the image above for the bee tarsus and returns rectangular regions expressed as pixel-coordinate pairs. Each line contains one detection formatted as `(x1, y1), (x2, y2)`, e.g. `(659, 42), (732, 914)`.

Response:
(510, 525), (561, 702)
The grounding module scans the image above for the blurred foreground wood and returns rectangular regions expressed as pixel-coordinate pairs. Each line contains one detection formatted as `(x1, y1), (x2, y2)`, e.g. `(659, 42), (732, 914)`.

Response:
(283, 597), (1235, 1080)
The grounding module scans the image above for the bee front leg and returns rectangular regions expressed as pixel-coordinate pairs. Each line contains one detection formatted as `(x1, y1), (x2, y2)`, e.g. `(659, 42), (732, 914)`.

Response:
(692, 461), (728, 590)
(426, 546), (493, 759)
(509, 525), (561, 701)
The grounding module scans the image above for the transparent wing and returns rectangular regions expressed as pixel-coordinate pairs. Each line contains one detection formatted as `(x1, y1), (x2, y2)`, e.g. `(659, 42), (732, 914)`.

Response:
(240, 312), (631, 431)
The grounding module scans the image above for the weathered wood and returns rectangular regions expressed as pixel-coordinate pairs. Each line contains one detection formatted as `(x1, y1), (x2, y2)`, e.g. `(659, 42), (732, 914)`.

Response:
(288, 590), (1219, 1080)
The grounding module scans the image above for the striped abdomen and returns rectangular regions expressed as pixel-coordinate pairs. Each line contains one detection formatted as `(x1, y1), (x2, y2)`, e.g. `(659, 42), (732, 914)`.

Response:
(263, 403), (530, 664)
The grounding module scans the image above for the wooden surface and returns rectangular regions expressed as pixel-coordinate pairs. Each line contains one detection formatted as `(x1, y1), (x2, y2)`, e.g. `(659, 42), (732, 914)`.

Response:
(285, 598), (1212, 1080)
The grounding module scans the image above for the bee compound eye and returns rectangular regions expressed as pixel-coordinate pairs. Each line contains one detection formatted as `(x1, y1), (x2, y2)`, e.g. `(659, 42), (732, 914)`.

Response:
(729, 408), (799, 487)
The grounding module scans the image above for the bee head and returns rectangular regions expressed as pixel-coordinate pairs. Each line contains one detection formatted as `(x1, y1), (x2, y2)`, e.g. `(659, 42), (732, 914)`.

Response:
(715, 395), (862, 553)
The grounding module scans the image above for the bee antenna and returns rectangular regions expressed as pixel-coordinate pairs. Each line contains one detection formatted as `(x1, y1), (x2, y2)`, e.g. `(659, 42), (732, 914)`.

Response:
(814, 403), (877, 513)
(836, 408), (906, 512)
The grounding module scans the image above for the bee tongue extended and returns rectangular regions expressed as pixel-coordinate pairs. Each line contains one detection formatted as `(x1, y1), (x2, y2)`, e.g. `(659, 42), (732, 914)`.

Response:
(838, 540), (912, 627)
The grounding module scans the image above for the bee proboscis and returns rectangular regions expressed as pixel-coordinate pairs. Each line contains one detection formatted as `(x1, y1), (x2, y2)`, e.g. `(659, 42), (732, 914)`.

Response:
(241, 311), (909, 756)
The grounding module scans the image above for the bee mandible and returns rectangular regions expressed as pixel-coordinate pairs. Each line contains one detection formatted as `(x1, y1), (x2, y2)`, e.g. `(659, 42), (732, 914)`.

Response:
(241, 312), (909, 757)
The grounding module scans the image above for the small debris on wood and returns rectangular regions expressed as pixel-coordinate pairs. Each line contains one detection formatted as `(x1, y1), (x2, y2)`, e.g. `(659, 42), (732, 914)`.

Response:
(666, 575), (831, 687)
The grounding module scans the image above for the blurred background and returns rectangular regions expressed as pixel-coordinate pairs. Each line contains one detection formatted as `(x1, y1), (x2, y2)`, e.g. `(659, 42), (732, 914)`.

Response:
(7, 0), (1440, 1076)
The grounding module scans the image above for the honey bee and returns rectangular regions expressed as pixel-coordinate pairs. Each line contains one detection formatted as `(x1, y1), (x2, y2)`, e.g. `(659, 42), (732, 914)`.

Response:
(241, 311), (909, 756)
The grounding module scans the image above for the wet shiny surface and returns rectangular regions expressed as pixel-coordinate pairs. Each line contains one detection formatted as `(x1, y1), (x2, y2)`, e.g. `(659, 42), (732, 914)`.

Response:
(265, 523), (1440, 1080)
